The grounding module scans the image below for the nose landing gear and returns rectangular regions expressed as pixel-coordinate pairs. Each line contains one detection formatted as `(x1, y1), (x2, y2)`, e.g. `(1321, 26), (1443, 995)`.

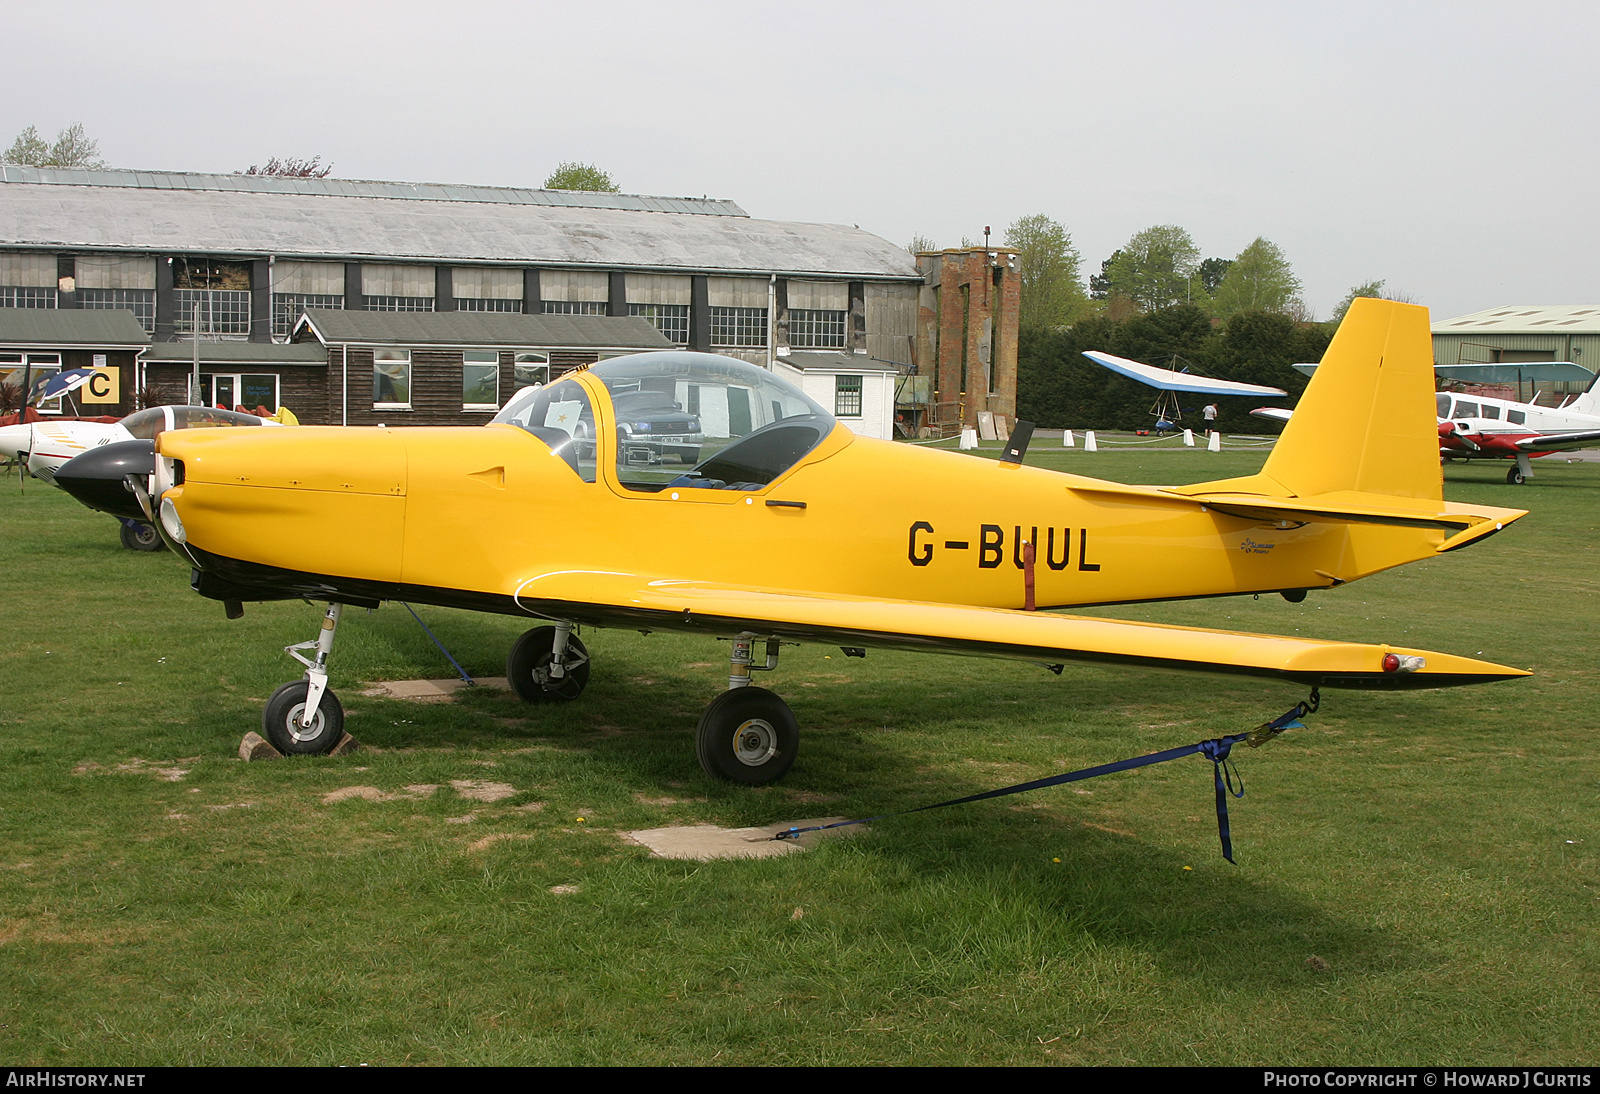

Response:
(263, 603), (348, 754)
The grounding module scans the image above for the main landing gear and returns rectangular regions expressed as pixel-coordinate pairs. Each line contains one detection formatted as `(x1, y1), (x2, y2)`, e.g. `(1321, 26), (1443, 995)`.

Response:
(694, 635), (798, 785)
(502, 627), (802, 785)
(1506, 454), (1535, 485)
(263, 603), (347, 754)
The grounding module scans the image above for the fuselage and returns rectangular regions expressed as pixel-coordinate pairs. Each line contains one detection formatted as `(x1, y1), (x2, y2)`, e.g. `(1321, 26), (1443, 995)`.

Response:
(1436, 390), (1600, 460)
(158, 368), (1455, 620)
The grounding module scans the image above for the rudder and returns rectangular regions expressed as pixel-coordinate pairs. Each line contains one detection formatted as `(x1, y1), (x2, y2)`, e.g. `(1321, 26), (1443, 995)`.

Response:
(1261, 298), (1442, 502)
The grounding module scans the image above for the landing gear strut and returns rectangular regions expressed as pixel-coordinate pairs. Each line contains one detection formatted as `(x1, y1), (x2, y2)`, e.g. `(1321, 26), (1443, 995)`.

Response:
(1507, 454), (1534, 485)
(694, 634), (798, 784)
(263, 603), (346, 754)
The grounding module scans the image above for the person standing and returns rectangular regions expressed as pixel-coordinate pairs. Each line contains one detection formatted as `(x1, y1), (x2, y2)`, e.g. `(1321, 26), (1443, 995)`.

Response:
(1203, 402), (1219, 434)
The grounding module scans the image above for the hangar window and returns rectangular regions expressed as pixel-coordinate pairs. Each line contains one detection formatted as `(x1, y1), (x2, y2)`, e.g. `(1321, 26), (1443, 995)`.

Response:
(457, 297), (521, 313)
(463, 350), (500, 411)
(710, 307), (767, 347)
(174, 258), (252, 337)
(834, 375), (863, 417)
(273, 293), (343, 335)
(628, 303), (690, 344)
(0, 287), (57, 308)
(363, 296), (435, 312)
(543, 300), (607, 316)
(789, 309), (847, 349)
(81, 289), (157, 333)
(373, 349), (411, 409)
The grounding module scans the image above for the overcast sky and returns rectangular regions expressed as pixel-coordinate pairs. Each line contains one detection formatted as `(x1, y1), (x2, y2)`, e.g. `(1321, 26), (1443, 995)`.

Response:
(6, 0), (1596, 319)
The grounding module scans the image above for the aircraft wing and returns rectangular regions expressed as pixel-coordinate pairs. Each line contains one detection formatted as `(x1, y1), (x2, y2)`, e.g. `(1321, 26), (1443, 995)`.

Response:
(1083, 351), (1288, 397)
(1435, 362), (1593, 384)
(1250, 407), (1293, 423)
(511, 570), (1526, 690)
(1514, 429), (1600, 453)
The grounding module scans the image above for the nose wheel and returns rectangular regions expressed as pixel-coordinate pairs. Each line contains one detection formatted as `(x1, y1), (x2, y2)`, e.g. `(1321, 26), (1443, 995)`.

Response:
(263, 679), (346, 754)
(506, 624), (591, 702)
(258, 603), (349, 755)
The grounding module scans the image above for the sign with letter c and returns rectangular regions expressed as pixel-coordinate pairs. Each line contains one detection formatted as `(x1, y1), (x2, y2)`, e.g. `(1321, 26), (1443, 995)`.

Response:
(81, 365), (121, 404)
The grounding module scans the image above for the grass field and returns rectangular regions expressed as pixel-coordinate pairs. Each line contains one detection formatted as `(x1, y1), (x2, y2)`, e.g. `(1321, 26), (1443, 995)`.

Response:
(1, 440), (1596, 1066)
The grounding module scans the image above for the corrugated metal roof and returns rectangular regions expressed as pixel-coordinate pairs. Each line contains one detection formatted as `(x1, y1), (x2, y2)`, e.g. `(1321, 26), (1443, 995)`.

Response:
(144, 341), (328, 366)
(296, 309), (674, 349)
(0, 308), (149, 346)
(0, 166), (748, 216)
(1433, 305), (1600, 334)
(0, 170), (921, 281)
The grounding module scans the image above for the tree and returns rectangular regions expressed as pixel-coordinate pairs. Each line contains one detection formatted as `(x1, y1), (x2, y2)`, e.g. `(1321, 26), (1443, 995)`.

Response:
(1330, 279), (1413, 322)
(544, 162), (618, 191)
(1089, 251), (1121, 300)
(241, 156), (333, 178)
(906, 234), (938, 256)
(1105, 225), (1201, 312)
(1004, 214), (1087, 330)
(3, 124), (107, 168)
(1210, 237), (1302, 318)
(1198, 257), (1233, 295)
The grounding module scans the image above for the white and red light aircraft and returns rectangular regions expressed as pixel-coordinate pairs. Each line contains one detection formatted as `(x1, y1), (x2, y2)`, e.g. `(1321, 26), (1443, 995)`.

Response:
(1252, 361), (1600, 484)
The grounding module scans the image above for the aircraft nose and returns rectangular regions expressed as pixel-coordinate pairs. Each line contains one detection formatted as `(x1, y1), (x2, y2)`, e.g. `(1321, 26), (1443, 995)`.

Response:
(54, 439), (156, 522)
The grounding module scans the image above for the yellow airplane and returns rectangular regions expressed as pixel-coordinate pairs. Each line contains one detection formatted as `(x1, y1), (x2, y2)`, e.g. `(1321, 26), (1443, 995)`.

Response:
(57, 299), (1528, 782)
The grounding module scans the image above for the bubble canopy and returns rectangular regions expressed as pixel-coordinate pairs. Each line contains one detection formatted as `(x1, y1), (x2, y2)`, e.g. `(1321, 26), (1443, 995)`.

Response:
(495, 352), (837, 492)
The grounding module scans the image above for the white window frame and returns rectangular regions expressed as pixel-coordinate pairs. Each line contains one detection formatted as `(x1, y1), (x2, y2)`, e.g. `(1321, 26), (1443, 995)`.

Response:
(1, 352), (66, 415)
(834, 374), (863, 418)
(463, 350), (500, 412)
(373, 349), (412, 410)
(201, 373), (280, 413)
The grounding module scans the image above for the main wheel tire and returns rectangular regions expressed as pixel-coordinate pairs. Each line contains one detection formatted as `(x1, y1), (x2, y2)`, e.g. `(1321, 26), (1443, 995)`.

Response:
(695, 686), (799, 785)
(120, 521), (165, 552)
(506, 627), (590, 703)
(262, 680), (345, 755)
(1507, 467), (1526, 485)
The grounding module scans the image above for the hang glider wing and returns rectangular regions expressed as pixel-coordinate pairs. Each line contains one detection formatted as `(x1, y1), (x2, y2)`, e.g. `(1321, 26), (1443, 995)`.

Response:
(1513, 428), (1600, 453)
(1082, 351), (1288, 397)
(510, 570), (1526, 690)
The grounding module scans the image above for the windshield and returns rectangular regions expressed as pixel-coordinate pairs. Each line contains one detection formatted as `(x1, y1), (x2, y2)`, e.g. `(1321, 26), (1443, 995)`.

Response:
(491, 378), (597, 481)
(585, 352), (835, 492)
(120, 405), (269, 440)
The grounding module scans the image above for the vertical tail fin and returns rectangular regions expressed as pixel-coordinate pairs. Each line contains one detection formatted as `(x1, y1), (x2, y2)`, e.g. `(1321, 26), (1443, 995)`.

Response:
(1190, 298), (1443, 502)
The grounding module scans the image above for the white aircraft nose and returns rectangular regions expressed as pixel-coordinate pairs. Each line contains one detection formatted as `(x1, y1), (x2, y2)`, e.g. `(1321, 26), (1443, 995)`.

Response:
(0, 422), (29, 458)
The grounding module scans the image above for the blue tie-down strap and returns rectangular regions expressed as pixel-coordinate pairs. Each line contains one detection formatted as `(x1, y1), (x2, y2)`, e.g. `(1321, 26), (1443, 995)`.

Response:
(773, 696), (1316, 862)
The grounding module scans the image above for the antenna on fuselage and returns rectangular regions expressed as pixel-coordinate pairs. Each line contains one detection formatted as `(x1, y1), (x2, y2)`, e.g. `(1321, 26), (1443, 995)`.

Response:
(999, 420), (1035, 465)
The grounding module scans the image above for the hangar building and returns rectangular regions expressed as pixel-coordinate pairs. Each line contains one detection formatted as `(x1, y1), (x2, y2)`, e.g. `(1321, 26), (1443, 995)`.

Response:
(0, 166), (1019, 436)
(1433, 305), (1600, 400)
